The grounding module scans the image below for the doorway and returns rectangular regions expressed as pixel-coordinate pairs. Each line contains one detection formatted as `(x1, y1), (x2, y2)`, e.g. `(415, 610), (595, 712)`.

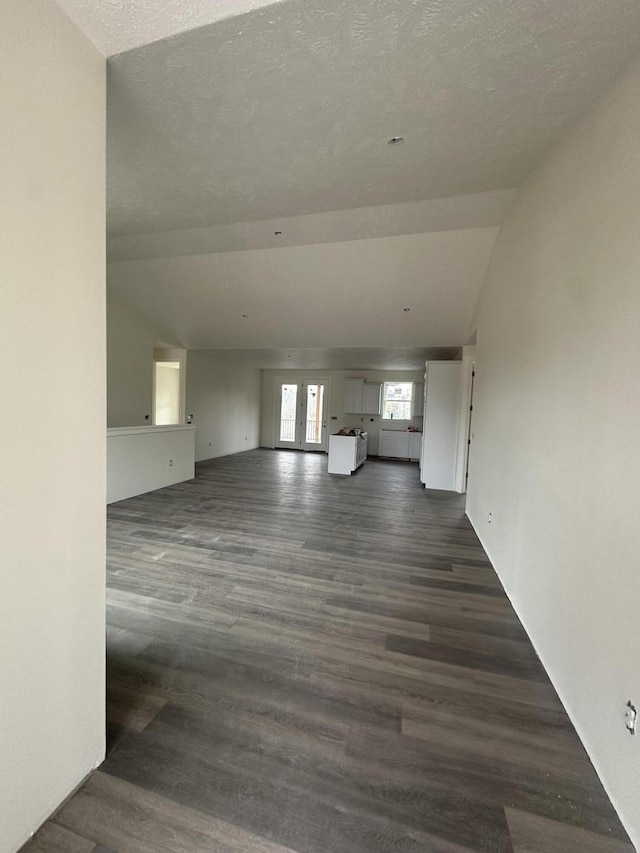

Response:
(153, 360), (182, 424)
(275, 380), (329, 451)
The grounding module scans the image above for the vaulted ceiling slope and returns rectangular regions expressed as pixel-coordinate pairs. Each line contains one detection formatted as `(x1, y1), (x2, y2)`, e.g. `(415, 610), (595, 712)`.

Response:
(107, 190), (514, 262)
(108, 226), (500, 350)
(104, 0), (640, 241)
(62, 0), (640, 360)
(55, 0), (288, 56)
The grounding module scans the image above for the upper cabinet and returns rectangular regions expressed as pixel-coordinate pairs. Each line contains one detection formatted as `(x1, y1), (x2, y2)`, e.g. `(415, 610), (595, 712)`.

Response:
(362, 383), (381, 415)
(344, 379), (362, 414)
(344, 379), (381, 414)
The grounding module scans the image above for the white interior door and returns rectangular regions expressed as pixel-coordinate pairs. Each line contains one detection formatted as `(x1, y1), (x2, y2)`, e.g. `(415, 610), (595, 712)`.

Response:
(275, 380), (328, 451)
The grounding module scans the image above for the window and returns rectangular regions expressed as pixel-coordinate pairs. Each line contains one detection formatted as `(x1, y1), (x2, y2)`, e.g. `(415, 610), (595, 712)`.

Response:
(381, 381), (413, 420)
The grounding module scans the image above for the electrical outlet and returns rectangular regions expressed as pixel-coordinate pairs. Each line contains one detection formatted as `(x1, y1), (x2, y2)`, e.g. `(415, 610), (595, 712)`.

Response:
(488, 511), (492, 524)
(169, 459), (174, 467)
(625, 701), (637, 735)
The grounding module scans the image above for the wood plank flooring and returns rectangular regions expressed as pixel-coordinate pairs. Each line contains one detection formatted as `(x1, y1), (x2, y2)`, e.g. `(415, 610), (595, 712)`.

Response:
(22, 449), (634, 852)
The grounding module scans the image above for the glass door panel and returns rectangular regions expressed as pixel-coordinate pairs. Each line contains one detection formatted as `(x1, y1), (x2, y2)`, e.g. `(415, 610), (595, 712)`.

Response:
(305, 384), (321, 444)
(278, 383), (298, 445)
(275, 380), (329, 451)
(303, 383), (326, 451)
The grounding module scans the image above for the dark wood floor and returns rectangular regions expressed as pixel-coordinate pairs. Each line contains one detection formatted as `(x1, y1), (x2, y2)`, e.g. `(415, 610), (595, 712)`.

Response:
(24, 450), (634, 853)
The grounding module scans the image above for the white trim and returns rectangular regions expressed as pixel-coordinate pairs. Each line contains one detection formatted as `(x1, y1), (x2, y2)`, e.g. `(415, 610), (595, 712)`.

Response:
(454, 345), (476, 493)
(107, 425), (195, 437)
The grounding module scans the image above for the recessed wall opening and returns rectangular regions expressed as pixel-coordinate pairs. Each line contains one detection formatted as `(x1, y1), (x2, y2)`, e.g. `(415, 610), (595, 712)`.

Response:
(153, 360), (181, 425)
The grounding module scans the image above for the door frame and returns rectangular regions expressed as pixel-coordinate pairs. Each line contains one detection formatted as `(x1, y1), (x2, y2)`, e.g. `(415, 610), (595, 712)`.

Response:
(274, 377), (330, 452)
(454, 345), (476, 493)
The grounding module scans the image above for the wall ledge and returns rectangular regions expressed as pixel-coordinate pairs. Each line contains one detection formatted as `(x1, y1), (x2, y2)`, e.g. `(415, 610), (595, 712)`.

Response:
(107, 424), (195, 436)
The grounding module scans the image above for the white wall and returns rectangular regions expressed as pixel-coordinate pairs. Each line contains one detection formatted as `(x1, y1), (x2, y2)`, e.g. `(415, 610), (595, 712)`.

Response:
(261, 368), (424, 456)
(467, 55), (640, 847)
(0, 3), (106, 851)
(107, 426), (195, 503)
(107, 290), (157, 426)
(187, 352), (262, 461)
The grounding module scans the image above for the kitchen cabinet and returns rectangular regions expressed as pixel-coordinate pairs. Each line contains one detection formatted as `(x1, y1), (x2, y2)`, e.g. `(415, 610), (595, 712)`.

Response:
(344, 379), (363, 414)
(362, 383), (381, 415)
(378, 430), (421, 459)
(328, 432), (368, 475)
(344, 379), (381, 414)
(378, 431), (396, 457)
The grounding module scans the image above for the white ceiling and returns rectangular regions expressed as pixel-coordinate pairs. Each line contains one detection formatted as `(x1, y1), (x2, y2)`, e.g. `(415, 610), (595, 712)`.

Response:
(105, 0), (640, 238)
(55, 0), (287, 56)
(108, 228), (499, 350)
(183, 347), (460, 371)
(58, 0), (640, 364)
(107, 189), (514, 261)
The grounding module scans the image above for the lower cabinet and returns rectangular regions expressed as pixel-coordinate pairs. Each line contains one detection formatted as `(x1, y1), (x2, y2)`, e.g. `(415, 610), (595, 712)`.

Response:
(409, 432), (422, 459)
(378, 430), (421, 459)
(328, 432), (368, 475)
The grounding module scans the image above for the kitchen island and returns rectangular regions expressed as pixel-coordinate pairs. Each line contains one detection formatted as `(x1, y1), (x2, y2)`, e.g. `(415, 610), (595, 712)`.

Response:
(327, 431), (368, 475)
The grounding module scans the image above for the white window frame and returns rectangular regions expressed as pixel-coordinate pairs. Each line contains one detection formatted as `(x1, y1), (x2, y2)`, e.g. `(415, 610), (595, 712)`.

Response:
(381, 381), (414, 422)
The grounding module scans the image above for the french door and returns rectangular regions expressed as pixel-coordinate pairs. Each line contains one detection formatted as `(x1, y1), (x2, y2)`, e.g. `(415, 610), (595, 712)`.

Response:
(275, 380), (329, 452)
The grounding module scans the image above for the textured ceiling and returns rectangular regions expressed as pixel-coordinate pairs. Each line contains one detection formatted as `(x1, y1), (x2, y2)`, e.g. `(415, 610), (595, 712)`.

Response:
(184, 347), (459, 371)
(107, 189), (514, 261)
(108, 228), (498, 350)
(106, 0), (640, 238)
(54, 0), (287, 56)
(67, 0), (640, 358)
